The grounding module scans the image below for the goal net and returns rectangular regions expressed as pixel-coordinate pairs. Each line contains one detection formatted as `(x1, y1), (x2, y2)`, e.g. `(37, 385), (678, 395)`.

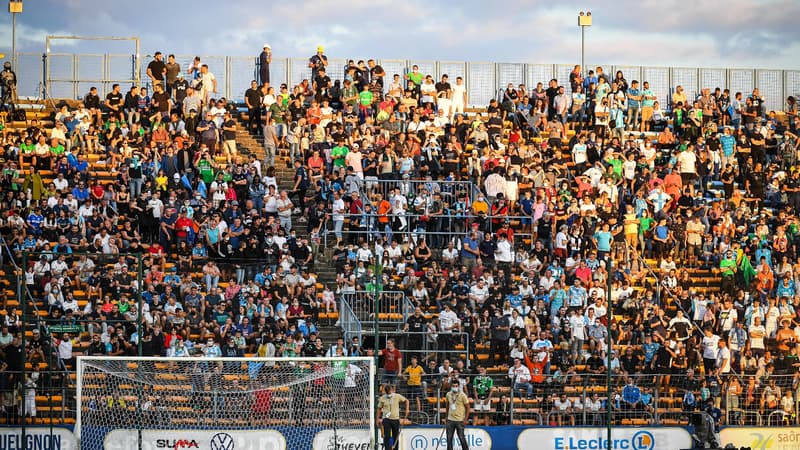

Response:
(76, 356), (376, 450)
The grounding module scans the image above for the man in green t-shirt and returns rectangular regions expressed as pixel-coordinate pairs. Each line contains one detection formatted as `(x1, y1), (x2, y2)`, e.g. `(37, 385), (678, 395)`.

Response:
(341, 79), (359, 107)
(197, 154), (215, 184)
(719, 250), (737, 295)
(472, 365), (495, 425)
(49, 138), (66, 159)
(268, 96), (288, 146)
(358, 85), (374, 122)
(331, 140), (349, 169)
(405, 65), (423, 90)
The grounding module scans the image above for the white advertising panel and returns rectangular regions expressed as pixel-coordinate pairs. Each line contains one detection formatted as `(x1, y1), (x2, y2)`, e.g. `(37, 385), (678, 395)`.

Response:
(312, 429), (372, 450)
(516, 427), (691, 450)
(103, 429), (285, 450)
(399, 427), (492, 450)
(0, 428), (77, 450)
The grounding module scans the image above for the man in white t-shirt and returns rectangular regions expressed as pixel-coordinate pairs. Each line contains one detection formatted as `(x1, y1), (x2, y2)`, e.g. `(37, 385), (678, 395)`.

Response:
(571, 136), (588, 170)
(386, 240), (403, 260)
(276, 191), (293, 231)
(331, 191), (345, 244)
(391, 188), (408, 231)
(716, 339), (731, 376)
(450, 77), (467, 119)
(553, 393), (575, 426)
(508, 358), (533, 399)
(441, 242), (459, 268)
(701, 328), (720, 375)
(438, 303), (460, 351)
(420, 76), (436, 104)
(469, 280), (490, 308)
(569, 310), (588, 362)
(677, 147), (697, 181)
(749, 316), (766, 356)
(198, 64), (217, 109)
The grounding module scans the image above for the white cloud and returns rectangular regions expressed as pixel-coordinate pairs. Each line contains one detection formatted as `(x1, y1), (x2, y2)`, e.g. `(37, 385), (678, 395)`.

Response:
(1, 0), (797, 71)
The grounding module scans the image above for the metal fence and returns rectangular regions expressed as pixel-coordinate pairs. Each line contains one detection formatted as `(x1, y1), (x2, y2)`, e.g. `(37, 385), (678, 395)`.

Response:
(392, 371), (800, 427)
(339, 290), (413, 330)
(339, 297), (362, 344)
(11, 52), (800, 112)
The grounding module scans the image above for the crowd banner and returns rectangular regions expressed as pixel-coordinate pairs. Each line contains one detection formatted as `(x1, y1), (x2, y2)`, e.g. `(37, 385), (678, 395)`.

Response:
(720, 427), (800, 450)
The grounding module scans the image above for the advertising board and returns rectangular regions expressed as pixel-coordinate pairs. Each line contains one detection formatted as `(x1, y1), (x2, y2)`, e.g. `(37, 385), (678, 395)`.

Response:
(103, 429), (286, 450)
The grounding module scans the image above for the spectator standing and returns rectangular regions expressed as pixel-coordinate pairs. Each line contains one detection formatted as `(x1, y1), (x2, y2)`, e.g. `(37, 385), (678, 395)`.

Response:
(146, 52), (167, 89)
(309, 46), (328, 82)
(259, 44), (272, 85)
(444, 381), (471, 450)
(377, 383), (408, 450)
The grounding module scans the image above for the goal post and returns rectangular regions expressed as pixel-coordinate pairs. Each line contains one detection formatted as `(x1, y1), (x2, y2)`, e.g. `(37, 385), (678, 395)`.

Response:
(76, 356), (376, 450)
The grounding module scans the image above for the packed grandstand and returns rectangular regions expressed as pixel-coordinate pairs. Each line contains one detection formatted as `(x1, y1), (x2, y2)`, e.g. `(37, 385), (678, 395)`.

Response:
(0, 49), (799, 436)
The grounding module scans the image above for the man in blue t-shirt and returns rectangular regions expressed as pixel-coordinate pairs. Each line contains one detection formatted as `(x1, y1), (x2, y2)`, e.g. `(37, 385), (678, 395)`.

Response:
(626, 80), (642, 131)
(593, 222), (613, 259)
(718, 127), (737, 169)
(461, 230), (480, 268)
(568, 279), (588, 310)
(27, 208), (44, 236)
(622, 377), (642, 410)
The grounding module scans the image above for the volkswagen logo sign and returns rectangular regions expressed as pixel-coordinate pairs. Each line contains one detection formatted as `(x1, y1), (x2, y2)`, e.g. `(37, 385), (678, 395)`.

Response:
(210, 433), (235, 450)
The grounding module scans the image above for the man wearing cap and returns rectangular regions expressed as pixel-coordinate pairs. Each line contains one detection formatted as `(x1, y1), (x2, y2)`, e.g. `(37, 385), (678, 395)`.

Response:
(308, 46), (328, 82)
(259, 43), (272, 85)
(377, 383), (408, 450)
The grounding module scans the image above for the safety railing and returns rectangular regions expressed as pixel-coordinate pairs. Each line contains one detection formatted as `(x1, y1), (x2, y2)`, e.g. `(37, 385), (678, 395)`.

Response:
(0, 236), (42, 324)
(392, 371), (800, 427)
(339, 290), (412, 331)
(395, 332), (472, 370)
(323, 211), (536, 250)
(339, 295), (363, 344)
(358, 179), (477, 206)
(13, 52), (799, 112)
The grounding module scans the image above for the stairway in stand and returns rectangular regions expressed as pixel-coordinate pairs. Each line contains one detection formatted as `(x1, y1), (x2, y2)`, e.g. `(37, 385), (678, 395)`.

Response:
(234, 115), (342, 339)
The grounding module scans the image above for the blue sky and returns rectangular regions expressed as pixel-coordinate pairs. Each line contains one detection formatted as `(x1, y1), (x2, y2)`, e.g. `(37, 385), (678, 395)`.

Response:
(1, 0), (798, 69)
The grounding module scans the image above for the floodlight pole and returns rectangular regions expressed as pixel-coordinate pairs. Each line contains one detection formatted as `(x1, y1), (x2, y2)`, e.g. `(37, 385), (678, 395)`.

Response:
(9, 1), (22, 70)
(579, 11), (592, 85)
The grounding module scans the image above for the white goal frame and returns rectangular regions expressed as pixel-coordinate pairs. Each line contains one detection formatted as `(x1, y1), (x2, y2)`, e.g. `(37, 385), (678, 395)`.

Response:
(76, 356), (376, 447)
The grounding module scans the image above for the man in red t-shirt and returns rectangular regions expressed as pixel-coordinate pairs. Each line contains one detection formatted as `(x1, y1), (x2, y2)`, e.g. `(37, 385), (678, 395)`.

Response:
(175, 209), (194, 243)
(379, 338), (402, 385)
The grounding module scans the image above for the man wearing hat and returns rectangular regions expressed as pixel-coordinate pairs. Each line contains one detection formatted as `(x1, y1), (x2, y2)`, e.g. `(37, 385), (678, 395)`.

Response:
(259, 43), (272, 85)
(308, 45), (328, 82)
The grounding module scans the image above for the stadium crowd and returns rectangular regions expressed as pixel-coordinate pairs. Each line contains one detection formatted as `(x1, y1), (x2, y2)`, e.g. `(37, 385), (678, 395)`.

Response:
(0, 47), (799, 427)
